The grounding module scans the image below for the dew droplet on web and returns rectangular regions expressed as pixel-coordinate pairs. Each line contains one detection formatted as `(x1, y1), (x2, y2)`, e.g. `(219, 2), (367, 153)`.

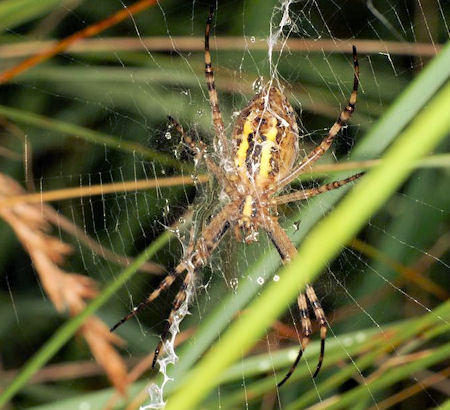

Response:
(258, 360), (271, 371)
(163, 199), (170, 217)
(343, 336), (354, 347)
(79, 402), (91, 410)
(229, 277), (239, 291)
(252, 77), (264, 93)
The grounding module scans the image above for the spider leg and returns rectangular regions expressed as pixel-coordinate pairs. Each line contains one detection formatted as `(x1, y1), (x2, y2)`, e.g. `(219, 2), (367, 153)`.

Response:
(276, 46), (359, 191)
(205, 6), (230, 157)
(275, 172), (364, 205)
(110, 203), (236, 334)
(152, 203), (236, 366)
(109, 262), (186, 332)
(168, 115), (235, 197)
(277, 293), (312, 387)
(153, 227), (198, 366)
(168, 115), (207, 160)
(152, 263), (196, 367)
(263, 215), (326, 386)
(306, 284), (327, 377)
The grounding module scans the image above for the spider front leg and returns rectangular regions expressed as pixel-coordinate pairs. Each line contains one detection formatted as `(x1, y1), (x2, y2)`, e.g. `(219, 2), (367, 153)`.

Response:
(168, 115), (207, 160)
(204, 6), (230, 157)
(168, 115), (234, 195)
(263, 215), (327, 387)
(110, 261), (186, 333)
(275, 172), (364, 205)
(277, 46), (360, 191)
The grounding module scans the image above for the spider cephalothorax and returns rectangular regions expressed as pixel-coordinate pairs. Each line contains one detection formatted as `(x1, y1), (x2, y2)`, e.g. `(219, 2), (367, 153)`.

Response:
(111, 6), (363, 387)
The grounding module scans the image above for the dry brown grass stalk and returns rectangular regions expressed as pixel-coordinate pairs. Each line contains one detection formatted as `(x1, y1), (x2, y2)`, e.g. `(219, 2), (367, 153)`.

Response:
(0, 38), (440, 59)
(0, 174), (209, 207)
(0, 173), (129, 394)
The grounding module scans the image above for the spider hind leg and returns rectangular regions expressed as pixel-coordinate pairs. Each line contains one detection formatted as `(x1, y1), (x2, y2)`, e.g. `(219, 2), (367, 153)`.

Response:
(168, 115), (207, 160)
(264, 216), (328, 386)
(152, 266), (196, 367)
(306, 284), (327, 377)
(204, 5), (229, 156)
(109, 264), (186, 333)
(168, 115), (235, 196)
(277, 286), (326, 387)
(277, 293), (312, 387)
(275, 172), (364, 205)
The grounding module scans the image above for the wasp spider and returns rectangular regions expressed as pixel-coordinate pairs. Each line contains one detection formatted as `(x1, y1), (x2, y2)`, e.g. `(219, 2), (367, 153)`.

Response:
(111, 7), (362, 387)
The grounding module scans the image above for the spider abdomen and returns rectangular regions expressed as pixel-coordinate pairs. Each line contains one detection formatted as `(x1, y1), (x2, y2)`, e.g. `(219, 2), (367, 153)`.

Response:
(231, 86), (299, 189)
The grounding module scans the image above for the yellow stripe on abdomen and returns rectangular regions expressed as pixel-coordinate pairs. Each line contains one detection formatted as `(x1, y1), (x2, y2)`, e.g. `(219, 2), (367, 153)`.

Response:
(235, 119), (253, 168)
(258, 118), (278, 178)
(242, 195), (253, 218)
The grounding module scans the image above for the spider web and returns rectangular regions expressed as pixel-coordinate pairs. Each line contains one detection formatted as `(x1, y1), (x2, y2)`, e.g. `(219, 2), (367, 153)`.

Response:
(0, 0), (449, 409)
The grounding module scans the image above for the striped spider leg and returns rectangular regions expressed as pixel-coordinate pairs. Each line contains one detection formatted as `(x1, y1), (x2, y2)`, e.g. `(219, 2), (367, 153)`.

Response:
(110, 202), (238, 366)
(269, 46), (361, 387)
(273, 45), (360, 193)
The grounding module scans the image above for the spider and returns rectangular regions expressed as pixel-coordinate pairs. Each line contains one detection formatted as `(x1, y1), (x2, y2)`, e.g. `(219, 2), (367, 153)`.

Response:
(111, 6), (362, 387)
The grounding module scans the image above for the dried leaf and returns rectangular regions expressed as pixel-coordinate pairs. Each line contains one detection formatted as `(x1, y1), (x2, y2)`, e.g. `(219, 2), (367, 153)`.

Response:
(0, 172), (129, 394)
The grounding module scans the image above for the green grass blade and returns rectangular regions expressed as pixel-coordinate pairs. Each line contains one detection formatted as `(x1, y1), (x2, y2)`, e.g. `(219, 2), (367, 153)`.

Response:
(440, 398), (450, 410)
(288, 300), (450, 408)
(0, 104), (191, 172)
(331, 343), (450, 409)
(0, 0), (64, 31)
